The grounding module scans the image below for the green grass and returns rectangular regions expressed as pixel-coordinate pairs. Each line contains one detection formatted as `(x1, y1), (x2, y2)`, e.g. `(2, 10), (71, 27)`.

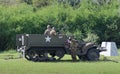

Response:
(0, 49), (120, 74)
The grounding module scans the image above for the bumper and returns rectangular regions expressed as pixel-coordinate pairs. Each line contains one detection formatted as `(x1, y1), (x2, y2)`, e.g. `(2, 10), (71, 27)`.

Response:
(97, 47), (106, 52)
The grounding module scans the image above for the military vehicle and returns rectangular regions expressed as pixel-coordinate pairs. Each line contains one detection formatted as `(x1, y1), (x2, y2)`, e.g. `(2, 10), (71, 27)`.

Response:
(16, 34), (105, 61)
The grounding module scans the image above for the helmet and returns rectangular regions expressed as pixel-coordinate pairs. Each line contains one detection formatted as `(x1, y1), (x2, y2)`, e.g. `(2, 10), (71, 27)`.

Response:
(52, 27), (55, 30)
(47, 25), (50, 28)
(68, 37), (72, 40)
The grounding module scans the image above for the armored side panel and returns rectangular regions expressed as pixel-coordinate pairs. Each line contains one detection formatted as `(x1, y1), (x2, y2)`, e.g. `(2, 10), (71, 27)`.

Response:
(16, 34), (28, 47)
(16, 34), (68, 48)
(28, 34), (67, 47)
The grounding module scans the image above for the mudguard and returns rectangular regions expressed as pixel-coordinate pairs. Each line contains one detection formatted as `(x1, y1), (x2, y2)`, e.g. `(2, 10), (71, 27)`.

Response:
(81, 42), (98, 55)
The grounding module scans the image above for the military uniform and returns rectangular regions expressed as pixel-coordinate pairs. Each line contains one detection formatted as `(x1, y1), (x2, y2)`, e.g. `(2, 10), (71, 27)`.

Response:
(50, 27), (57, 36)
(69, 39), (78, 61)
(44, 25), (51, 35)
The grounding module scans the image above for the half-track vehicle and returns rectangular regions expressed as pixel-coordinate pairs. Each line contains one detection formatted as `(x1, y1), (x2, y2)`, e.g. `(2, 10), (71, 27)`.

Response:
(16, 34), (105, 61)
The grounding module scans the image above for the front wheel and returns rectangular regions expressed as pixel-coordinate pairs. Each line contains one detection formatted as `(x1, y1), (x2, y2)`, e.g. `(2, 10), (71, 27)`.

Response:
(86, 48), (100, 61)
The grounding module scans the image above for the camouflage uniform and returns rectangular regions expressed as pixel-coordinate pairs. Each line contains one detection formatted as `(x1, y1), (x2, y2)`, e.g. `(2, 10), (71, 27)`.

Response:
(50, 27), (57, 36)
(69, 39), (78, 61)
(44, 25), (51, 35)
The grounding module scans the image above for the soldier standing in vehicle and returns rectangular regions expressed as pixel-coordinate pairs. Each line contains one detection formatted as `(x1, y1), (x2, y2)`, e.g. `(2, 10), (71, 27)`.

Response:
(69, 38), (78, 61)
(50, 27), (57, 36)
(44, 25), (51, 60)
(44, 25), (51, 35)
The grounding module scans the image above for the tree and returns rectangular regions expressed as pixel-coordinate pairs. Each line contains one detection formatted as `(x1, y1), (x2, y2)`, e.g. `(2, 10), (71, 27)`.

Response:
(58, 0), (81, 7)
(21, 0), (33, 4)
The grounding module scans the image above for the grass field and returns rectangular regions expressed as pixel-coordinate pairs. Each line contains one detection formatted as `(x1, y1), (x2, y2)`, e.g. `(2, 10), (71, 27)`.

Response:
(0, 50), (120, 74)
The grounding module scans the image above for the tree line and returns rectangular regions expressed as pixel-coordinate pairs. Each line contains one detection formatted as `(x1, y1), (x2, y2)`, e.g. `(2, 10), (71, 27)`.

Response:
(0, 0), (120, 51)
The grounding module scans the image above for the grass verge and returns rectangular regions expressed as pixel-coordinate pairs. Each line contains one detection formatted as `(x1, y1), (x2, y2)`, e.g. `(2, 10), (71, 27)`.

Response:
(0, 49), (120, 74)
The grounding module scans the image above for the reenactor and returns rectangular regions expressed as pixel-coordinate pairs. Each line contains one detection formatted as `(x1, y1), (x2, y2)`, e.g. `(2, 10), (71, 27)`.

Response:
(44, 25), (51, 60)
(50, 27), (57, 36)
(69, 38), (78, 61)
(44, 25), (51, 35)
(44, 25), (57, 60)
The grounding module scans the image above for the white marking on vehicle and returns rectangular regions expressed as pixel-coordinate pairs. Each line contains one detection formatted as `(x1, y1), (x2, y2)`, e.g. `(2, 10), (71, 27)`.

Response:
(45, 36), (51, 42)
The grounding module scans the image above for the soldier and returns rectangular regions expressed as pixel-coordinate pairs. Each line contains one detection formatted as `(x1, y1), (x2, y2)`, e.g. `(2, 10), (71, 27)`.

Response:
(44, 25), (51, 60)
(50, 27), (57, 36)
(69, 38), (78, 61)
(44, 25), (51, 35)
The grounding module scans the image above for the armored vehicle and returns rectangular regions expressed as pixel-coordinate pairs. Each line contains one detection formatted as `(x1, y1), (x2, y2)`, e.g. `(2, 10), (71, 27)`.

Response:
(16, 34), (105, 61)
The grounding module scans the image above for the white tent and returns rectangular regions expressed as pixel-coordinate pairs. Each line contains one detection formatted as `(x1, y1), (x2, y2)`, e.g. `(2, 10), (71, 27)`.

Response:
(100, 42), (119, 56)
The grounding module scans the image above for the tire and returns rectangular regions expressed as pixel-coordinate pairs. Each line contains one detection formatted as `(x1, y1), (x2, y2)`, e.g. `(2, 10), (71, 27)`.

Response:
(86, 48), (100, 61)
(55, 49), (65, 60)
(25, 49), (38, 61)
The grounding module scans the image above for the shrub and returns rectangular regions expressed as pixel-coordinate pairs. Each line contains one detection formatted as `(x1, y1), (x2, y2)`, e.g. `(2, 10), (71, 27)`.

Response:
(0, 0), (120, 50)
